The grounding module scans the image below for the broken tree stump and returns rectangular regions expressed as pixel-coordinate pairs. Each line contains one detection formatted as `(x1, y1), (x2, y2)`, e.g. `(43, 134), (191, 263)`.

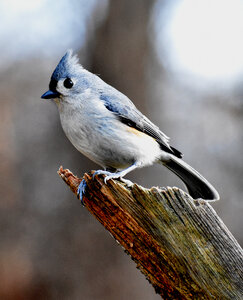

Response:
(58, 166), (243, 300)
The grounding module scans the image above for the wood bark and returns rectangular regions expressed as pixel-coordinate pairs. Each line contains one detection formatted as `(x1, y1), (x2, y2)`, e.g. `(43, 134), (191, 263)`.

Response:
(58, 167), (243, 300)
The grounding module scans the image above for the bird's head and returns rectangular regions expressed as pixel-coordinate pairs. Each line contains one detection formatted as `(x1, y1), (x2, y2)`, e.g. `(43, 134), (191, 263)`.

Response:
(41, 50), (95, 103)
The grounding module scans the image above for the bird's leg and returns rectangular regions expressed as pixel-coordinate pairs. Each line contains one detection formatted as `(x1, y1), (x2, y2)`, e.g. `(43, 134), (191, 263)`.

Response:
(77, 179), (87, 206)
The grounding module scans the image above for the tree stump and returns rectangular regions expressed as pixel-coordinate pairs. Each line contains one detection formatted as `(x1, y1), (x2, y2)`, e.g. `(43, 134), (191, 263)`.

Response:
(58, 166), (243, 300)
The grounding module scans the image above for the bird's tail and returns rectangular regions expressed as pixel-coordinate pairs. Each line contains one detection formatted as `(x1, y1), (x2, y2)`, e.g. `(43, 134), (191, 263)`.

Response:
(161, 156), (220, 201)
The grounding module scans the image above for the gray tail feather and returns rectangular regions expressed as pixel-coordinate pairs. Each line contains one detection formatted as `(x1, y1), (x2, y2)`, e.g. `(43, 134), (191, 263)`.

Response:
(162, 156), (220, 201)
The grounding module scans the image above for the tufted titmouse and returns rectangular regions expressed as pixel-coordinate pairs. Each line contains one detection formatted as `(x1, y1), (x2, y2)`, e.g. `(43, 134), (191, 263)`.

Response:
(41, 50), (219, 202)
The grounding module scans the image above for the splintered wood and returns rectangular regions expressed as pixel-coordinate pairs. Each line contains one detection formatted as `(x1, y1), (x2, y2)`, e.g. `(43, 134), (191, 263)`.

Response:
(58, 167), (243, 299)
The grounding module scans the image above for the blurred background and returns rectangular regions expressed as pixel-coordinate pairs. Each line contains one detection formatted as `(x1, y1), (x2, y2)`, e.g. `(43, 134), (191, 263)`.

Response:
(0, 0), (243, 299)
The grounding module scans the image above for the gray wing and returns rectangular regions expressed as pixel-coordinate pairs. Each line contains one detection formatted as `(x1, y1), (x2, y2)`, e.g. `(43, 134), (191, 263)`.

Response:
(100, 92), (182, 158)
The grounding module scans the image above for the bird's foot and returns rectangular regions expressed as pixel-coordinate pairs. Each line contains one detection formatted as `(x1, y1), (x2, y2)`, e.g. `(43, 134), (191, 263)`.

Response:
(118, 177), (133, 187)
(93, 169), (133, 186)
(92, 170), (113, 180)
(77, 179), (87, 206)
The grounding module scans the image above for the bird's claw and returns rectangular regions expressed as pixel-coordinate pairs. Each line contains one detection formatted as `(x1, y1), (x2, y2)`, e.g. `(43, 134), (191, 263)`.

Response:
(77, 179), (87, 206)
(93, 170), (133, 187)
(93, 170), (120, 184)
(104, 176), (110, 184)
(119, 177), (133, 187)
(77, 171), (133, 207)
(104, 175), (133, 186)
(92, 170), (111, 180)
(103, 174), (120, 184)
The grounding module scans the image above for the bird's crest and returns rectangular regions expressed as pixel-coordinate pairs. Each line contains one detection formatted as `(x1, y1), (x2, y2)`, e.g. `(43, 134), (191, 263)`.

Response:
(51, 49), (82, 80)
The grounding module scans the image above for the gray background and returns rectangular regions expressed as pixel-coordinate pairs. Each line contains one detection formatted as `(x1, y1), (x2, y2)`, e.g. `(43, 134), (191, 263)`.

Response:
(0, 1), (242, 299)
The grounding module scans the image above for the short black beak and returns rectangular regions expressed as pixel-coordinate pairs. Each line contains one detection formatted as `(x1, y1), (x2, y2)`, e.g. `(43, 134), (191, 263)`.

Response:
(41, 90), (60, 99)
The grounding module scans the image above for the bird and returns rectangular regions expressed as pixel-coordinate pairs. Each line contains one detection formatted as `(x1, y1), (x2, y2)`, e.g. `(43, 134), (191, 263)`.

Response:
(41, 50), (219, 203)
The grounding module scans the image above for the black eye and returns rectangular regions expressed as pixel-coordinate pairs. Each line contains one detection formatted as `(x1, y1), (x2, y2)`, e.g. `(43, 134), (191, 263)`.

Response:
(63, 78), (73, 89)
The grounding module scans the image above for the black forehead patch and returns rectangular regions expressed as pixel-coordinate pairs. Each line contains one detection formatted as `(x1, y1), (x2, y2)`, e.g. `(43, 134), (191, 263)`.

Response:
(49, 78), (58, 92)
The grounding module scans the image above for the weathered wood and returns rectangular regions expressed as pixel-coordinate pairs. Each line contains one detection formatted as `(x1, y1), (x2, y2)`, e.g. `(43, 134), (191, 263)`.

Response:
(58, 166), (243, 299)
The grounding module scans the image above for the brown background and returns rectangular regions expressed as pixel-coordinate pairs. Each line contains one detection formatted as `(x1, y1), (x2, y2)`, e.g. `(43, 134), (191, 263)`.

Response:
(0, 1), (242, 299)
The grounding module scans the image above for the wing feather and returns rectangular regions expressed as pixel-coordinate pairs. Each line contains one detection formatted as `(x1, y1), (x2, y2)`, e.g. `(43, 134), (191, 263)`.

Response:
(100, 92), (182, 158)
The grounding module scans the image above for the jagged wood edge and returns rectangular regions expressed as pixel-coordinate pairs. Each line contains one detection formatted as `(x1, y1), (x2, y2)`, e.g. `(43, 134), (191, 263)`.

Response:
(58, 166), (243, 300)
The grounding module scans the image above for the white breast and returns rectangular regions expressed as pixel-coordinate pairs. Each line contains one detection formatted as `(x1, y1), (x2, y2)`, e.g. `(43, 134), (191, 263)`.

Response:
(56, 96), (165, 169)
